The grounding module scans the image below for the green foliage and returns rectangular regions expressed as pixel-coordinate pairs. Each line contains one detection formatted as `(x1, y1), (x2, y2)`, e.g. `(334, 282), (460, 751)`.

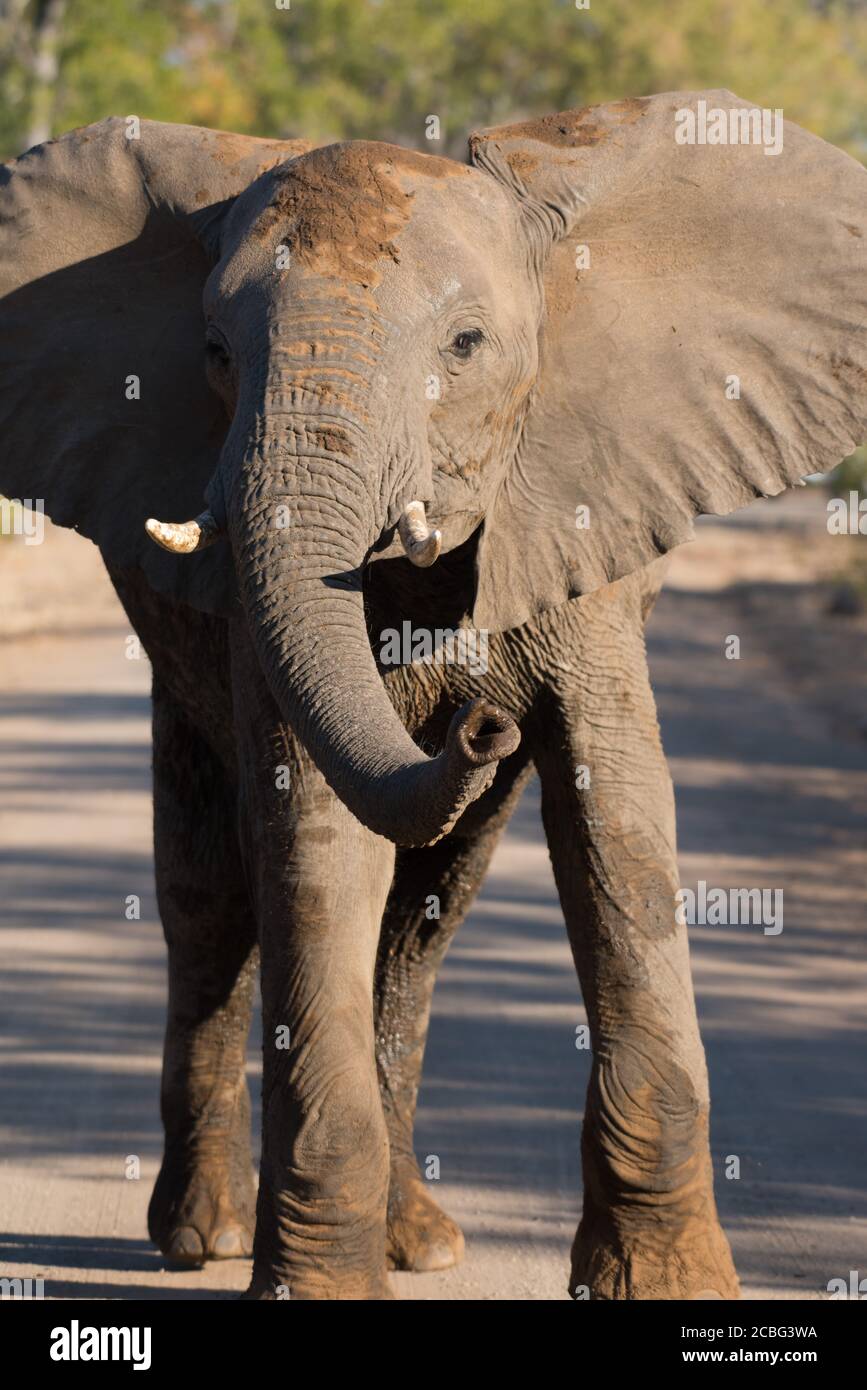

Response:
(2, 0), (866, 160)
(829, 445), (867, 500)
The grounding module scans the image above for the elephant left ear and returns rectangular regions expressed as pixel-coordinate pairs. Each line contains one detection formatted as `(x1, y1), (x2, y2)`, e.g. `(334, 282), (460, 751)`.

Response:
(468, 90), (867, 632)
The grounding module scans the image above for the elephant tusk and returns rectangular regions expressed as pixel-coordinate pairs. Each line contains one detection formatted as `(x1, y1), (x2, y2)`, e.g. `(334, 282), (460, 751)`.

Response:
(397, 500), (441, 568)
(144, 510), (223, 555)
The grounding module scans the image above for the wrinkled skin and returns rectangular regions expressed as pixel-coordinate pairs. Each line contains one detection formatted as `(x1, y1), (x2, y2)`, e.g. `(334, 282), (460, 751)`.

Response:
(3, 93), (865, 1300)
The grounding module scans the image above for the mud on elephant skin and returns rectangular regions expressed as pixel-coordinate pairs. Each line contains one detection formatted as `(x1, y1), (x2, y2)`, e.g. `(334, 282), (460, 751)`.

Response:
(1, 90), (865, 1299)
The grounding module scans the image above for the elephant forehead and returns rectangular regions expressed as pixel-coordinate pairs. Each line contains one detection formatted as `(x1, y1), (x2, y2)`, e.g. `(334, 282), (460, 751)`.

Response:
(248, 141), (474, 288)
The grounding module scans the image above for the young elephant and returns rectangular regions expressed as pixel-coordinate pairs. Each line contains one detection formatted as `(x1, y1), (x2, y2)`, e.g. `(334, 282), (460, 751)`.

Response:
(1, 91), (865, 1300)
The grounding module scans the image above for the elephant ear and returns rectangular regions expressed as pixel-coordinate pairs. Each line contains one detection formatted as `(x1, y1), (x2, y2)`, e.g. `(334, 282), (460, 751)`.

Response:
(469, 91), (867, 632)
(0, 118), (309, 613)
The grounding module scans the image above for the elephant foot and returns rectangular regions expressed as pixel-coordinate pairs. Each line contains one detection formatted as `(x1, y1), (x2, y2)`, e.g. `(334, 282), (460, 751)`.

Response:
(148, 1150), (256, 1268)
(386, 1159), (465, 1272)
(570, 1206), (740, 1301)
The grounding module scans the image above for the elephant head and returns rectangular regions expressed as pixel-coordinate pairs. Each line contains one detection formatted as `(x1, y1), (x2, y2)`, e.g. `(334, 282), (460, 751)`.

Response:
(2, 93), (865, 845)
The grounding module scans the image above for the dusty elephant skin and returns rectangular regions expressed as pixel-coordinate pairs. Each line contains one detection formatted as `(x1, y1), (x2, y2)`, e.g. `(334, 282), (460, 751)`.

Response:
(1, 90), (865, 1300)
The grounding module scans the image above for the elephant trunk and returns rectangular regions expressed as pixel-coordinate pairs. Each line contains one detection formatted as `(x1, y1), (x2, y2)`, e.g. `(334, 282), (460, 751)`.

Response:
(230, 413), (518, 848)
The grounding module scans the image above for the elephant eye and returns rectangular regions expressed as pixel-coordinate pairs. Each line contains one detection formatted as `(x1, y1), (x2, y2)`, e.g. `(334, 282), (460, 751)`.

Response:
(205, 331), (230, 363)
(449, 328), (485, 359)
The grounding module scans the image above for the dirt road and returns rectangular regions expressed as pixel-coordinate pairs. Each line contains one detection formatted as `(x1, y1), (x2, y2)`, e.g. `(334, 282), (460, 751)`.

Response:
(1, 492), (865, 1300)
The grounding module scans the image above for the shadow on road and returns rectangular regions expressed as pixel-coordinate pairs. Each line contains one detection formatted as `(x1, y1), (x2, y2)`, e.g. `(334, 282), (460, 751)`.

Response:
(1, 522), (865, 1298)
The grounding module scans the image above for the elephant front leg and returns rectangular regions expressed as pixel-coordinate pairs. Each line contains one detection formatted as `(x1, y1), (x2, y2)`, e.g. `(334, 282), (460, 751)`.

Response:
(534, 630), (739, 1301)
(376, 757), (532, 1272)
(234, 654), (394, 1299)
(250, 799), (394, 1299)
(148, 682), (258, 1267)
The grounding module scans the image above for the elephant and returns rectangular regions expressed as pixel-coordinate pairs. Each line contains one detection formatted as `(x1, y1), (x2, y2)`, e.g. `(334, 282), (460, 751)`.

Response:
(1, 88), (865, 1301)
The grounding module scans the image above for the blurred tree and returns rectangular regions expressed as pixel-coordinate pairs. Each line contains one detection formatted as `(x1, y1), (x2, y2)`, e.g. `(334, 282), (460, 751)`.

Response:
(830, 445), (867, 499)
(1, 0), (865, 161)
(0, 0), (67, 150)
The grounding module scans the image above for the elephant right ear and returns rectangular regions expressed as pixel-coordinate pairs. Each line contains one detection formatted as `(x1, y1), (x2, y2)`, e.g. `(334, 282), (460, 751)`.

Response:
(469, 91), (867, 632)
(0, 118), (309, 614)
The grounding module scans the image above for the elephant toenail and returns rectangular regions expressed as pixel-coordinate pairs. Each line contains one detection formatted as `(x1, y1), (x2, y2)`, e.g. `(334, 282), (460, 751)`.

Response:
(165, 1226), (206, 1266)
(414, 1239), (463, 1272)
(212, 1227), (250, 1258)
